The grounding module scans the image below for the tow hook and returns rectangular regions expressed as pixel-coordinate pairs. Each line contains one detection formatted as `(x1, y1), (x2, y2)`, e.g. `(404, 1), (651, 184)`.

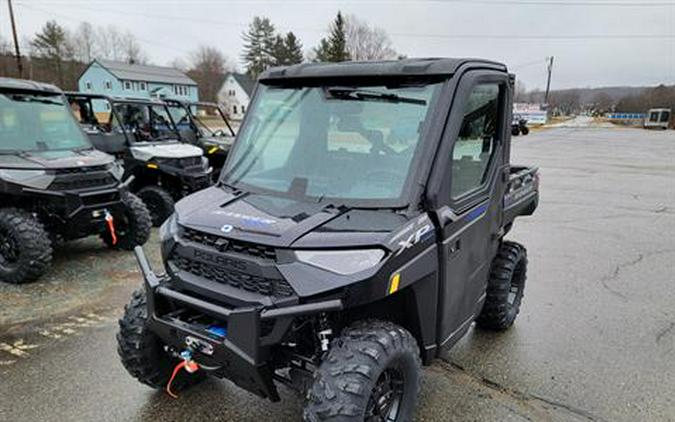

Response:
(104, 210), (117, 246)
(166, 350), (200, 399)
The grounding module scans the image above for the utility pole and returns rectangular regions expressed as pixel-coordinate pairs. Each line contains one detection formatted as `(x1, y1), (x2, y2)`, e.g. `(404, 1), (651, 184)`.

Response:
(7, 0), (23, 77)
(544, 56), (554, 105)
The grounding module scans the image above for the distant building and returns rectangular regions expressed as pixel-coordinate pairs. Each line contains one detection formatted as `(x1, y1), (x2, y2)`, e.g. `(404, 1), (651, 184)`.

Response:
(217, 73), (254, 120)
(77, 59), (198, 101)
(513, 103), (548, 125)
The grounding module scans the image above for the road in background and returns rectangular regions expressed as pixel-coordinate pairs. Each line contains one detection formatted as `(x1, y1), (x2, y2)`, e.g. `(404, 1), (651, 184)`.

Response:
(1, 124), (673, 422)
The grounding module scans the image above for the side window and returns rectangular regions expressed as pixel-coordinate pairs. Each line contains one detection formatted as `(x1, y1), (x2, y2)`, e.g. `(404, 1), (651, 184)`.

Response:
(661, 111), (670, 123)
(451, 83), (501, 199)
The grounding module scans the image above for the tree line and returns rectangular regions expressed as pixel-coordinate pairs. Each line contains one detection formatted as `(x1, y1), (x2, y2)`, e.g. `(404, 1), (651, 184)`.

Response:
(0, 11), (398, 102)
(515, 82), (675, 115)
(241, 11), (398, 78)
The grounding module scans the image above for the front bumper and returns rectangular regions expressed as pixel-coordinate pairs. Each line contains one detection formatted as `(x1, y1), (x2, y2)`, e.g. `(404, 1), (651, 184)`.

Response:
(133, 246), (342, 401)
(23, 186), (126, 238)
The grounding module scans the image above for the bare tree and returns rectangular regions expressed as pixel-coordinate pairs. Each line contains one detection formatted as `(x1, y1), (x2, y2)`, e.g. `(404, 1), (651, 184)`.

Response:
(344, 15), (397, 61)
(514, 80), (527, 103)
(71, 22), (97, 63)
(185, 45), (233, 103)
(121, 32), (148, 64)
(93, 25), (148, 64)
(0, 34), (11, 55)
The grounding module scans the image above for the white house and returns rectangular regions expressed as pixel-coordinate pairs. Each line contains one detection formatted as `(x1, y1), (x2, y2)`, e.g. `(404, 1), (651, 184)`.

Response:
(217, 73), (254, 121)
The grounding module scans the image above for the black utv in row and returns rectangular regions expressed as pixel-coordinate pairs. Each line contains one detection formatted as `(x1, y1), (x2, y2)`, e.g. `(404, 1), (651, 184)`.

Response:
(164, 99), (236, 177)
(117, 58), (539, 421)
(66, 93), (212, 226)
(0, 78), (151, 284)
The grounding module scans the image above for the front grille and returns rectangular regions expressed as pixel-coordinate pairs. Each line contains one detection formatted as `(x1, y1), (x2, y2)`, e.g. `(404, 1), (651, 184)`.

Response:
(181, 227), (277, 261)
(55, 165), (108, 174)
(49, 173), (117, 191)
(81, 191), (120, 206)
(170, 254), (294, 297)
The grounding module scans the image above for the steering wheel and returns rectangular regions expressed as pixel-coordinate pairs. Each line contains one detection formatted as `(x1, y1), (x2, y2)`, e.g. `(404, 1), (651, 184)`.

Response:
(370, 139), (396, 155)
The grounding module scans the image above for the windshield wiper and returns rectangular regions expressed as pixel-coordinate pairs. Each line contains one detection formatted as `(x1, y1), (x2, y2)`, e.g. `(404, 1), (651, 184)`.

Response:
(326, 87), (427, 106)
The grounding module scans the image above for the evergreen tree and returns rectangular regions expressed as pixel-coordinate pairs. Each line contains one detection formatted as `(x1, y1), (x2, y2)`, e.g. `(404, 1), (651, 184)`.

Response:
(30, 20), (74, 87)
(284, 32), (303, 64)
(241, 16), (276, 78)
(314, 12), (350, 62)
(272, 32), (304, 66)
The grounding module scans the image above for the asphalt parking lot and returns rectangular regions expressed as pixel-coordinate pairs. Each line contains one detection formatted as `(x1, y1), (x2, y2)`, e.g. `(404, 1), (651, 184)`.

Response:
(1, 122), (674, 422)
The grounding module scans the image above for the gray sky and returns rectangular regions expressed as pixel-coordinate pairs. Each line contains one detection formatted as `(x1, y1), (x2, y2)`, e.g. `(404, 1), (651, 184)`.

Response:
(2, 0), (674, 90)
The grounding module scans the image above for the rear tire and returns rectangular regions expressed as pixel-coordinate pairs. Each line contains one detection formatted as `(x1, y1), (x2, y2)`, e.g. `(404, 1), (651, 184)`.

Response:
(476, 241), (527, 331)
(511, 126), (520, 136)
(304, 320), (422, 422)
(117, 289), (204, 391)
(0, 208), (52, 284)
(137, 186), (175, 227)
(102, 192), (152, 250)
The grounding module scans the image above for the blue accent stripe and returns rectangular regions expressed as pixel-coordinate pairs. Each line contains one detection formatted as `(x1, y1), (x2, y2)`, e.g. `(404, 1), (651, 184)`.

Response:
(466, 204), (488, 222)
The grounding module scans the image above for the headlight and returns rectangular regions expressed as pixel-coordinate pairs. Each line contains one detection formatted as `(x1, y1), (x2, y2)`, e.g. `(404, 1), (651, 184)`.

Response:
(0, 169), (52, 189)
(295, 249), (385, 275)
(159, 213), (178, 242)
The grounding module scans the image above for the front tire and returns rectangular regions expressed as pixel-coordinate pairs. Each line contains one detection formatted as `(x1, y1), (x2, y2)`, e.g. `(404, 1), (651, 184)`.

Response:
(102, 193), (152, 250)
(117, 289), (204, 390)
(304, 321), (422, 422)
(0, 208), (52, 284)
(520, 126), (530, 135)
(137, 186), (175, 227)
(476, 241), (527, 331)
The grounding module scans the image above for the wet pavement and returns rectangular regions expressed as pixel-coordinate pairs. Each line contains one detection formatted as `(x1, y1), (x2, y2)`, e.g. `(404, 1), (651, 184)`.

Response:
(1, 124), (674, 421)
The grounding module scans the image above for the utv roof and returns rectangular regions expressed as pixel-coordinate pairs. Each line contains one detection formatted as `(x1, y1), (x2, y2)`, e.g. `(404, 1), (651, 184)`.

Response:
(259, 58), (507, 81)
(0, 77), (62, 94)
(65, 92), (166, 105)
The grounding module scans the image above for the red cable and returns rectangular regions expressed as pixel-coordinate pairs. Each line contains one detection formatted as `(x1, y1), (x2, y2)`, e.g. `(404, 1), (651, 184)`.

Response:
(166, 360), (187, 399)
(166, 360), (199, 399)
(105, 213), (117, 245)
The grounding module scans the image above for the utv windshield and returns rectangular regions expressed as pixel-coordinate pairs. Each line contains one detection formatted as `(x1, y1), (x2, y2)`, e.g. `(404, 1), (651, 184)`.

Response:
(167, 102), (235, 138)
(222, 81), (442, 206)
(113, 102), (179, 143)
(0, 92), (91, 152)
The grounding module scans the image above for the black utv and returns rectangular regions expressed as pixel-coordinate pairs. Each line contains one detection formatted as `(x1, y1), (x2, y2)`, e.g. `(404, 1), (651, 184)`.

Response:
(66, 93), (212, 226)
(117, 58), (540, 421)
(0, 78), (151, 284)
(164, 99), (236, 176)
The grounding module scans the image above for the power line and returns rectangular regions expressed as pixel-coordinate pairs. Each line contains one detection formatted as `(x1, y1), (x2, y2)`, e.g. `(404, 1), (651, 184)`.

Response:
(15, 2), (196, 57)
(21, 0), (675, 5)
(427, 0), (675, 6)
(17, 2), (675, 42)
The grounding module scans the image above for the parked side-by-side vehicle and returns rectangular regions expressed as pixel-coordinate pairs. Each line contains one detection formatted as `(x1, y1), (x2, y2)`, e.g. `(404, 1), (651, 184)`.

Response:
(0, 78), (151, 284)
(117, 58), (539, 421)
(164, 99), (236, 177)
(66, 93), (212, 226)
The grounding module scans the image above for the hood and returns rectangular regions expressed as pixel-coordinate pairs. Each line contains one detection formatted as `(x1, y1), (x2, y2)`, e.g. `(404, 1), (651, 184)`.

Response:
(130, 143), (203, 161)
(0, 148), (114, 170)
(202, 135), (235, 148)
(174, 187), (408, 249)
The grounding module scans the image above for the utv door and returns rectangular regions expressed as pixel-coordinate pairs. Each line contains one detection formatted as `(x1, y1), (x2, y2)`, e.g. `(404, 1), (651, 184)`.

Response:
(433, 71), (510, 350)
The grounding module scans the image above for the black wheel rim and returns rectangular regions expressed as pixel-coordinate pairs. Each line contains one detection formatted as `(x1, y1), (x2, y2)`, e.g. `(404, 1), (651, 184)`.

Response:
(507, 258), (526, 314)
(0, 227), (19, 269)
(365, 367), (405, 422)
(143, 195), (162, 221)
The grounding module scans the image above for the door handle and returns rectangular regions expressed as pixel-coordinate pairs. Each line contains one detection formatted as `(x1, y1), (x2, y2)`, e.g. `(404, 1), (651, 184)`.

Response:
(448, 239), (461, 257)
